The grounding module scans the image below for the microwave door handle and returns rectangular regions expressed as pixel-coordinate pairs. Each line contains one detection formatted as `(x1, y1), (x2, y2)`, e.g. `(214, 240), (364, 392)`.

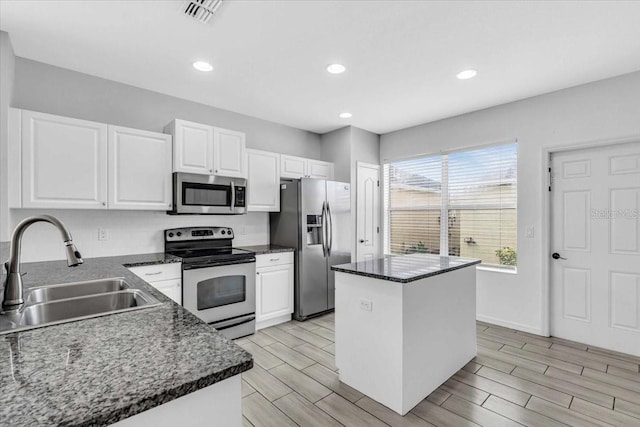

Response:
(230, 181), (235, 212)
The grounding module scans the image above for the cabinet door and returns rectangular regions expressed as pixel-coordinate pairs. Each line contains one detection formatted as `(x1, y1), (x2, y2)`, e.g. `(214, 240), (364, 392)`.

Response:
(213, 127), (247, 178)
(149, 278), (182, 305)
(256, 264), (294, 322)
(108, 125), (172, 210)
(247, 149), (280, 212)
(307, 159), (334, 180)
(171, 119), (214, 175)
(280, 155), (307, 179)
(22, 110), (108, 209)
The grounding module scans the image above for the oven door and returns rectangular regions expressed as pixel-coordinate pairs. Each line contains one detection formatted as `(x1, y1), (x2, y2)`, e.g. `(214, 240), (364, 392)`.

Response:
(182, 260), (256, 326)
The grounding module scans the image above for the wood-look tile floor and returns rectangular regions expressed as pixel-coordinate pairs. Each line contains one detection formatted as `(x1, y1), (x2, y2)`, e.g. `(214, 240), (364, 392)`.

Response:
(235, 314), (640, 426)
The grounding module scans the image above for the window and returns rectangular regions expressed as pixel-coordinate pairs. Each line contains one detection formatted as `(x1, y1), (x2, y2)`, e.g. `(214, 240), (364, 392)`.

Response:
(384, 143), (517, 269)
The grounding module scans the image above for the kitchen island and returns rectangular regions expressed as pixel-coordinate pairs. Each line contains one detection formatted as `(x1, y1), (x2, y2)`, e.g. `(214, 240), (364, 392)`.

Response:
(332, 253), (480, 415)
(0, 252), (252, 426)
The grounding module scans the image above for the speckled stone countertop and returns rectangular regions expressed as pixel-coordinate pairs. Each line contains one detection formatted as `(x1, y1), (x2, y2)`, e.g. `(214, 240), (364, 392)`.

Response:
(237, 244), (294, 255)
(0, 252), (253, 426)
(331, 253), (481, 283)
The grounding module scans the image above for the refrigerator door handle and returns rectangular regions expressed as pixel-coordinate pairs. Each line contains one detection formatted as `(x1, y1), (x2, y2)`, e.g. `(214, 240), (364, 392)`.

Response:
(326, 202), (333, 256)
(321, 201), (328, 257)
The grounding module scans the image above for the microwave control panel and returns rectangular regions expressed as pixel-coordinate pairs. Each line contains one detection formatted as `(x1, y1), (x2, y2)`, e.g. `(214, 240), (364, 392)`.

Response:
(235, 186), (246, 207)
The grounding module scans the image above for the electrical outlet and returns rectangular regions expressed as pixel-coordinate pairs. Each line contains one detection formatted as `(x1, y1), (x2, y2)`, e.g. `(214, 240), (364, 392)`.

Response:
(98, 227), (109, 241)
(359, 299), (373, 312)
(525, 226), (535, 238)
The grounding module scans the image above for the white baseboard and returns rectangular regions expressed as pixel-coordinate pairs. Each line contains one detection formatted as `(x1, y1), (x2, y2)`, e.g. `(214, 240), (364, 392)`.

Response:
(256, 314), (291, 331)
(476, 314), (546, 336)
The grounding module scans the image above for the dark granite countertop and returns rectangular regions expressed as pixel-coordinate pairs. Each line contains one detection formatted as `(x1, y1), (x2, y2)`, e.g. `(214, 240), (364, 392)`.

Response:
(237, 244), (294, 255)
(331, 253), (481, 283)
(0, 252), (252, 426)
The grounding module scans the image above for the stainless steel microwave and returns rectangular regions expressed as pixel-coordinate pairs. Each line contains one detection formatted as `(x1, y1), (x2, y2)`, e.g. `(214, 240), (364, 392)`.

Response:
(169, 172), (247, 215)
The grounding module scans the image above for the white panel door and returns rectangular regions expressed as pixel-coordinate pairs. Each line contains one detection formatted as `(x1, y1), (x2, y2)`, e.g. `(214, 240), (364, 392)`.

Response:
(307, 159), (334, 180)
(108, 125), (172, 210)
(247, 149), (280, 212)
(551, 141), (640, 356)
(172, 119), (213, 175)
(356, 162), (381, 262)
(22, 110), (108, 209)
(213, 127), (247, 178)
(256, 264), (294, 322)
(280, 155), (307, 179)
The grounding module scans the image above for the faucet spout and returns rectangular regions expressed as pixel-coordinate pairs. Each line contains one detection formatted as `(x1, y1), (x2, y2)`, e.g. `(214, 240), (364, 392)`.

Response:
(2, 215), (83, 313)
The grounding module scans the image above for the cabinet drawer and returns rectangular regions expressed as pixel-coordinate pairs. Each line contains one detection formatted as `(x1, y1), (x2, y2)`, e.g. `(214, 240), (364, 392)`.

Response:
(256, 252), (293, 268)
(128, 263), (181, 282)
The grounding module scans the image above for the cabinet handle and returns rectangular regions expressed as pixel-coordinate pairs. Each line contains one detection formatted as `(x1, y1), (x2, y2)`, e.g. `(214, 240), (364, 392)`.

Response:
(102, 202), (106, 206)
(256, 272), (260, 275)
(270, 258), (280, 262)
(209, 169), (213, 173)
(215, 169), (218, 173)
(145, 271), (163, 276)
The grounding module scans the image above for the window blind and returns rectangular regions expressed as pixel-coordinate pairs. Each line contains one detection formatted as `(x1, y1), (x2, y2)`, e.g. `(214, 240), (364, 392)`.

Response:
(384, 143), (518, 268)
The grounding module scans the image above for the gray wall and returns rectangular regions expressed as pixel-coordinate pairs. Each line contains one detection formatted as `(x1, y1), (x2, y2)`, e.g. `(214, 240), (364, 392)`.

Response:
(0, 32), (15, 241)
(380, 70), (640, 334)
(320, 126), (351, 182)
(13, 58), (322, 158)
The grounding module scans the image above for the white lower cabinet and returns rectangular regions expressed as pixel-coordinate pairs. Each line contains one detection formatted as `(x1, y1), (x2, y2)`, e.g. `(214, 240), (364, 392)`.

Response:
(128, 263), (182, 305)
(255, 253), (294, 330)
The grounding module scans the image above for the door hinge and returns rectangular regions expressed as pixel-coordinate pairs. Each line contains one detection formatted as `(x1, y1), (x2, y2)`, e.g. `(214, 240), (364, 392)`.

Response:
(548, 167), (552, 192)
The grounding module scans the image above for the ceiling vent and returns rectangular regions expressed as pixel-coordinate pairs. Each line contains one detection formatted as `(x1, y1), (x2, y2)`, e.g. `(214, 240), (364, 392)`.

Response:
(183, 0), (223, 24)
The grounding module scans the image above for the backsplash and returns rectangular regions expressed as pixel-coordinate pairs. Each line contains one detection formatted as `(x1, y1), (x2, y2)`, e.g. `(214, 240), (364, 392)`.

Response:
(7, 209), (269, 262)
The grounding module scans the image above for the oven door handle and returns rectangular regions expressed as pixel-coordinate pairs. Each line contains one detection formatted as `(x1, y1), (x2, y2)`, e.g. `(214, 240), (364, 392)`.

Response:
(182, 257), (256, 270)
(212, 314), (255, 331)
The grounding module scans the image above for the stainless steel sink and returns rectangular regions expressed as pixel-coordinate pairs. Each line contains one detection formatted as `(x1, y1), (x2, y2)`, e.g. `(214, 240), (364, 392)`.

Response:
(22, 290), (158, 326)
(26, 278), (130, 304)
(0, 279), (162, 335)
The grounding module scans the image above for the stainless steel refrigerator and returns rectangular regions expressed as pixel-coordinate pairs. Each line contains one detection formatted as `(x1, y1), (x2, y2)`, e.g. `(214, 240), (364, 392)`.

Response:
(270, 178), (351, 321)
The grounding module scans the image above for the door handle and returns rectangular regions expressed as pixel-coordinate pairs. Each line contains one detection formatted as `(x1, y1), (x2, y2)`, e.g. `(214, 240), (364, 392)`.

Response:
(552, 252), (567, 260)
(230, 181), (235, 211)
(321, 201), (328, 257)
(326, 202), (333, 257)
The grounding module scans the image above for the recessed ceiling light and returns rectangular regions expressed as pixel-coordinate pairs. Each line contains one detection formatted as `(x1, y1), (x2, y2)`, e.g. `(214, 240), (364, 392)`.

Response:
(193, 61), (213, 72)
(456, 69), (477, 80)
(339, 112), (352, 119)
(326, 64), (346, 74)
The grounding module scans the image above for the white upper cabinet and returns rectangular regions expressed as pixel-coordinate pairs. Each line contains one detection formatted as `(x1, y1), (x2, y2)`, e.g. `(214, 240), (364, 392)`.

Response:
(280, 155), (334, 180)
(307, 159), (334, 179)
(213, 127), (247, 178)
(108, 125), (172, 211)
(166, 119), (247, 178)
(166, 119), (214, 175)
(21, 110), (108, 209)
(247, 149), (280, 212)
(280, 155), (307, 179)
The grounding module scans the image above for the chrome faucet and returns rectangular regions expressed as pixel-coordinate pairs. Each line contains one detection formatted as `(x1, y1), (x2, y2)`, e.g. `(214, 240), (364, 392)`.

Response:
(2, 215), (83, 313)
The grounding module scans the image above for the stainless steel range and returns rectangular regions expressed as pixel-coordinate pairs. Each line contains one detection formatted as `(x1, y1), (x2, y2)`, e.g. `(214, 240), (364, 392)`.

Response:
(164, 227), (256, 339)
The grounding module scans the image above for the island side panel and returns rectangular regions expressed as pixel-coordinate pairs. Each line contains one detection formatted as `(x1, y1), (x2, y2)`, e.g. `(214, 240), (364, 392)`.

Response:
(402, 266), (478, 414)
(334, 271), (405, 413)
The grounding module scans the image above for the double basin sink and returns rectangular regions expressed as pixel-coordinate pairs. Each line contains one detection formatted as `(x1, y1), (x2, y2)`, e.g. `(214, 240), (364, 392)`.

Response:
(0, 278), (162, 335)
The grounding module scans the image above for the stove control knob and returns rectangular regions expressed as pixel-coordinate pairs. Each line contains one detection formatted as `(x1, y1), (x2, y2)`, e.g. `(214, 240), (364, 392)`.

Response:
(227, 228), (232, 234)
(177, 232), (182, 237)
(168, 232), (174, 238)
(221, 230), (226, 235)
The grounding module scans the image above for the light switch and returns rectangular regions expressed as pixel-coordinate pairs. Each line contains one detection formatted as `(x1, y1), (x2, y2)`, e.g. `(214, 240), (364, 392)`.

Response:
(525, 226), (535, 238)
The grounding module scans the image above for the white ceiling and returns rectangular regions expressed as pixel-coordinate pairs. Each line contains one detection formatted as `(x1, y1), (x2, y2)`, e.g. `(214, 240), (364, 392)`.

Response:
(2, 0), (640, 135)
